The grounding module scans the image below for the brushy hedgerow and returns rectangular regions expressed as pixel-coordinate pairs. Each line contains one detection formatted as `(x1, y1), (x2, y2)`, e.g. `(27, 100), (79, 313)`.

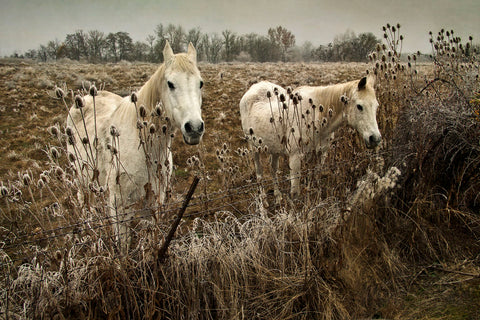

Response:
(1, 24), (480, 319)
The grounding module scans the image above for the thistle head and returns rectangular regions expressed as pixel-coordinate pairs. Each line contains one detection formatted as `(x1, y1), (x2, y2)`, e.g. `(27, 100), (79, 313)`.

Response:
(50, 147), (60, 159)
(139, 105), (147, 118)
(22, 173), (31, 186)
(89, 84), (98, 97)
(55, 86), (65, 99)
(131, 92), (138, 103)
(74, 95), (84, 108)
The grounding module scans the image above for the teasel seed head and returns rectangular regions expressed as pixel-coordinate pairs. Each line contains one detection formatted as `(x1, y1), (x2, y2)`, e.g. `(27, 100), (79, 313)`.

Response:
(131, 92), (138, 103)
(54, 250), (63, 261)
(154, 105), (162, 116)
(249, 128), (254, 135)
(74, 95), (84, 108)
(48, 125), (59, 138)
(139, 105), (147, 118)
(149, 123), (156, 134)
(65, 126), (74, 137)
(37, 179), (45, 189)
(266, 91), (271, 98)
(279, 93), (286, 102)
(110, 125), (119, 137)
(50, 147), (60, 159)
(55, 86), (65, 99)
(68, 152), (76, 162)
(89, 84), (97, 97)
(55, 166), (64, 178)
(40, 172), (49, 183)
(23, 173), (31, 186)
(82, 137), (89, 145)
(136, 120), (144, 129)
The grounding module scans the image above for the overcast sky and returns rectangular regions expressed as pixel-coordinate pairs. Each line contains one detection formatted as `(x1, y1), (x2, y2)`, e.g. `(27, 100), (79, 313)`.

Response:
(1, 0), (479, 56)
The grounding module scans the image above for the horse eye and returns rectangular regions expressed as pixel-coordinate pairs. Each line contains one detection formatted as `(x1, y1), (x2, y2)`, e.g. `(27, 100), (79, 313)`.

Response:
(200, 80), (204, 89)
(167, 81), (175, 90)
(356, 104), (363, 111)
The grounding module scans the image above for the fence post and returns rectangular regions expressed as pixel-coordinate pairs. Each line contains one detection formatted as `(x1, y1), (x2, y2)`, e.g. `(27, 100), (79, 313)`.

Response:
(158, 176), (200, 262)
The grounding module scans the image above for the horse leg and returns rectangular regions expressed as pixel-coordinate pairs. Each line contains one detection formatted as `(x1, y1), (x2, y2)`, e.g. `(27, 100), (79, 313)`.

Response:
(319, 132), (334, 167)
(271, 153), (282, 205)
(109, 192), (130, 254)
(253, 149), (263, 182)
(158, 150), (173, 205)
(253, 149), (269, 207)
(289, 153), (302, 198)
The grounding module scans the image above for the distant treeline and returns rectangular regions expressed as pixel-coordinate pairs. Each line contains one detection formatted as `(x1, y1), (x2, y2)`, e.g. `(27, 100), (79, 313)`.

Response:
(12, 24), (381, 63)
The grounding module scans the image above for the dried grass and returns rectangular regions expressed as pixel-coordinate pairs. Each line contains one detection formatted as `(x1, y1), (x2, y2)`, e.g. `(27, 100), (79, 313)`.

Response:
(1, 25), (479, 319)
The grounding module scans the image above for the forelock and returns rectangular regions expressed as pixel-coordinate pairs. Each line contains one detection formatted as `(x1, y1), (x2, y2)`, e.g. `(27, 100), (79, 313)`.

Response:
(165, 53), (198, 74)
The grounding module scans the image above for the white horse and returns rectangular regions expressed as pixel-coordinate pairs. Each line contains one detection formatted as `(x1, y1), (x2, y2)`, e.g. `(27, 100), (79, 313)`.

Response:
(66, 41), (204, 250)
(239, 76), (381, 202)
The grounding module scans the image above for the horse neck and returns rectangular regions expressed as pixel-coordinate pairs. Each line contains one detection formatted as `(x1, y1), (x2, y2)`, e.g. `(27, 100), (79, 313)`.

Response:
(137, 64), (165, 112)
(313, 82), (353, 133)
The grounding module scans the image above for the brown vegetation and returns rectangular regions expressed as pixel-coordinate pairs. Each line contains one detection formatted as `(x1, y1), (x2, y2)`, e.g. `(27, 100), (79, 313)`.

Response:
(0, 26), (479, 319)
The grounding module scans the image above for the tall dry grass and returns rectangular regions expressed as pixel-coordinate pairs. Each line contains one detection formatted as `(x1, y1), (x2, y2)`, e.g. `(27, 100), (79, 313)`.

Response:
(1, 24), (479, 319)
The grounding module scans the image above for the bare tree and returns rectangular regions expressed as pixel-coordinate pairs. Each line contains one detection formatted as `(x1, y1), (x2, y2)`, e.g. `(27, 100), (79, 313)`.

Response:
(222, 30), (239, 62)
(201, 33), (223, 63)
(186, 27), (202, 48)
(132, 41), (149, 61)
(165, 24), (185, 53)
(116, 31), (133, 61)
(46, 40), (61, 60)
(146, 34), (156, 62)
(105, 33), (119, 62)
(268, 26), (295, 61)
(87, 30), (106, 62)
(64, 30), (88, 60)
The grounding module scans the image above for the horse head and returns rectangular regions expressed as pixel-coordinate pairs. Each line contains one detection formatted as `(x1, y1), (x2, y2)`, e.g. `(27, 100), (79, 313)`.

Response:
(162, 41), (204, 145)
(346, 75), (381, 149)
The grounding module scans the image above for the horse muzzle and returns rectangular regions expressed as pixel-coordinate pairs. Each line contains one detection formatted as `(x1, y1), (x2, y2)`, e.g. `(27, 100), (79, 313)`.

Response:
(182, 120), (204, 145)
(365, 133), (381, 149)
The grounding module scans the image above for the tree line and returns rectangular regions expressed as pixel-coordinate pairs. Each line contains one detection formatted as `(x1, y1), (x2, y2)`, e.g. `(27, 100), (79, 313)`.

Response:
(14, 24), (380, 63)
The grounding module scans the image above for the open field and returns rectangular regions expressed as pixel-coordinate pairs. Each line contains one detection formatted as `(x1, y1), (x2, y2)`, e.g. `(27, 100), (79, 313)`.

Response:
(0, 54), (479, 319)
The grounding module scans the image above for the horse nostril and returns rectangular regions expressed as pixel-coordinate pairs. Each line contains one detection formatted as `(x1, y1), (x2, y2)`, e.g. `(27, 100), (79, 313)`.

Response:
(199, 122), (204, 133)
(184, 122), (193, 133)
(369, 134), (381, 145)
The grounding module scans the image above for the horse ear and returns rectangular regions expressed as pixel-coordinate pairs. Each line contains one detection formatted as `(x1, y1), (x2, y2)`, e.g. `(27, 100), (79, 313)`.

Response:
(187, 42), (197, 64)
(163, 41), (174, 62)
(358, 77), (367, 90)
(367, 74), (375, 87)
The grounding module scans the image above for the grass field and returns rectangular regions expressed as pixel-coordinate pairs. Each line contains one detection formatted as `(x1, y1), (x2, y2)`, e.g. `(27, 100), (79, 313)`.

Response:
(0, 36), (479, 319)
